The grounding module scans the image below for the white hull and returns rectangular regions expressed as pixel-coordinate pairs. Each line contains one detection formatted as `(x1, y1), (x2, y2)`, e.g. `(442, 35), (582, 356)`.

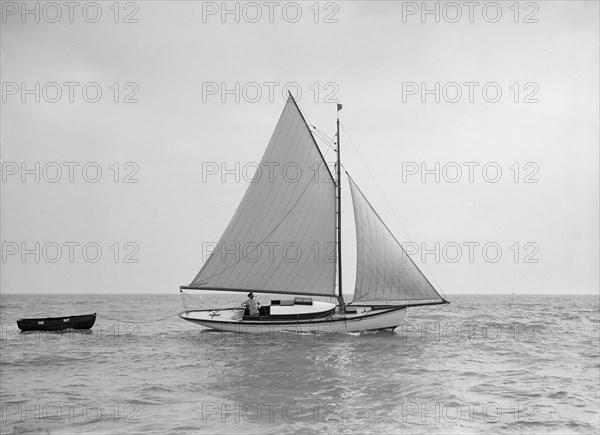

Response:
(179, 305), (407, 334)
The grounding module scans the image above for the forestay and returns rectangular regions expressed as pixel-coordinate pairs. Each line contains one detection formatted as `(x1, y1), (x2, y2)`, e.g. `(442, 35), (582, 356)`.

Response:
(348, 175), (445, 305)
(189, 96), (337, 296)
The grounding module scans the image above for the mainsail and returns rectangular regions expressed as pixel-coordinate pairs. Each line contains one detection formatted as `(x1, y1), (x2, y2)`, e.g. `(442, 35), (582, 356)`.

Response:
(187, 95), (337, 297)
(347, 175), (446, 306)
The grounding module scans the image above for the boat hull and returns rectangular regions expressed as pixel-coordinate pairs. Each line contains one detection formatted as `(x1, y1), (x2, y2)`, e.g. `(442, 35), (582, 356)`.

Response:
(17, 313), (97, 332)
(179, 306), (407, 334)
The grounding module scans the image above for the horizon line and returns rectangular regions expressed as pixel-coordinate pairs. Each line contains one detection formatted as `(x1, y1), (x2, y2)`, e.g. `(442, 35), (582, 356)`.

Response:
(1, 291), (598, 296)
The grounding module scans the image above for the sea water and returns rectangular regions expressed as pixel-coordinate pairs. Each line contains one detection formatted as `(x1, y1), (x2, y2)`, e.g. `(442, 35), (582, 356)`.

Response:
(0, 294), (598, 434)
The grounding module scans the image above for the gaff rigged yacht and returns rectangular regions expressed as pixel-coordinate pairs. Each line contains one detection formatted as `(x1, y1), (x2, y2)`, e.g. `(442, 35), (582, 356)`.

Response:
(179, 94), (448, 334)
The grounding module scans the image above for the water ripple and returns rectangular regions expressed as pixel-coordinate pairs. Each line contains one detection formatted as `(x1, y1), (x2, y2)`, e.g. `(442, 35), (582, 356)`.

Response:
(0, 293), (598, 434)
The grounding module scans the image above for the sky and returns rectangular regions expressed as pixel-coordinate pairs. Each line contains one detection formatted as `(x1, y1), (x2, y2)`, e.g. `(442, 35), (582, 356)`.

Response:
(1, 0), (598, 295)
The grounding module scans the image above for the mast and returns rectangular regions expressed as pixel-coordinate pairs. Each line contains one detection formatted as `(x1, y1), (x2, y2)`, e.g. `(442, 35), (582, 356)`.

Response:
(336, 103), (344, 308)
(186, 94), (338, 298)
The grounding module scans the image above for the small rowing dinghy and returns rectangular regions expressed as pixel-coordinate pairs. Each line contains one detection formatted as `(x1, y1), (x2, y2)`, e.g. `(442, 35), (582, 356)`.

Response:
(17, 313), (96, 332)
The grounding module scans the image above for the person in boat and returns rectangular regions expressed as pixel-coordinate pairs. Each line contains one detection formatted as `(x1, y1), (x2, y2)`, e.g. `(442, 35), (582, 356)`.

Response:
(242, 292), (261, 317)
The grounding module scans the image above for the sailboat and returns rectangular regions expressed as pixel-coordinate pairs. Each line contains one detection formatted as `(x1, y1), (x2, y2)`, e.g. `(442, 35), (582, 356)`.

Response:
(178, 93), (448, 334)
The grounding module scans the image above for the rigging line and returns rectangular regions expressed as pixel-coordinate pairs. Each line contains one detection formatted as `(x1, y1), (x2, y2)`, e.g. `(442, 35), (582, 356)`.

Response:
(294, 104), (337, 155)
(311, 125), (336, 147)
(340, 122), (448, 300)
(180, 290), (189, 312)
(295, 104), (337, 180)
(314, 127), (334, 141)
(181, 291), (209, 310)
(311, 125), (337, 149)
(310, 127), (338, 181)
(98, 313), (179, 323)
(298, 116), (339, 193)
(180, 291), (234, 313)
(311, 128), (336, 152)
(313, 124), (335, 142)
(290, 98), (337, 191)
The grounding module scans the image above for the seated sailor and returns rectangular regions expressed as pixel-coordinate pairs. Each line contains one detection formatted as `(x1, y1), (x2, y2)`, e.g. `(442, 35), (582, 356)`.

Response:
(242, 292), (261, 317)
